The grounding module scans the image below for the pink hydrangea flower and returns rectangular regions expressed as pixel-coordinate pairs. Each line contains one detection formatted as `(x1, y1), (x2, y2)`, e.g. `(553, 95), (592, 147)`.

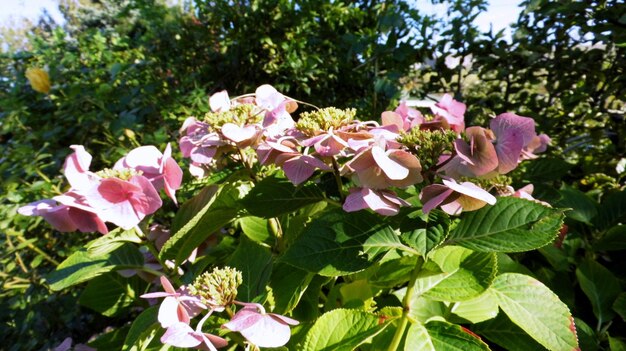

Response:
(161, 322), (227, 351)
(62, 145), (94, 190)
(420, 178), (496, 215)
(343, 187), (410, 216)
(490, 112), (537, 174)
(141, 276), (206, 328)
(221, 123), (262, 148)
(255, 85), (296, 137)
(430, 94), (466, 132)
(381, 101), (424, 132)
(344, 138), (422, 189)
(114, 144), (183, 204)
(452, 126), (498, 177)
(209, 90), (231, 112)
(81, 175), (162, 230)
(17, 198), (108, 234)
(223, 302), (299, 348)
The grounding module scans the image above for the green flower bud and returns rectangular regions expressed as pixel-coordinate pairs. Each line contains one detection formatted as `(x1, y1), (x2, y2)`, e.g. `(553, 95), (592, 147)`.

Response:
(189, 266), (243, 307)
(296, 107), (356, 136)
(202, 104), (261, 131)
(95, 167), (143, 180)
(397, 129), (457, 170)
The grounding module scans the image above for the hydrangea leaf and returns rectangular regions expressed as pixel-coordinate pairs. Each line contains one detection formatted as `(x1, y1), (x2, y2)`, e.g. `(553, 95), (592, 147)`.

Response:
(302, 309), (391, 351)
(242, 176), (325, 218)
(281, 209), (408, 276)
(160, 184), (244, 264)
(490, 273), (579, 350)
(447, 197), (564, 252)
(418, 246), (497, 302)
(47, 243), (144, 291)
(405, 321), (490, 351)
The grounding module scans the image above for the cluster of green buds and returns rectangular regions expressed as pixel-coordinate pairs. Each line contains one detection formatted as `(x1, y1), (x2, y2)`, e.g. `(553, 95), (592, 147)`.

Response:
(398, 129), (457, 170)
(95, 167), (143, 180)
(296, 107), (356, 136)
(189, 266), (243, 307)
(202, 104), (262, 132)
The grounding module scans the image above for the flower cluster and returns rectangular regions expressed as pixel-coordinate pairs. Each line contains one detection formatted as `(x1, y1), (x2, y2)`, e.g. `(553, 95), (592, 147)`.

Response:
(141, 267), (298, 350)
(179, 86), (550, 216)
(19, 144), (182, 233)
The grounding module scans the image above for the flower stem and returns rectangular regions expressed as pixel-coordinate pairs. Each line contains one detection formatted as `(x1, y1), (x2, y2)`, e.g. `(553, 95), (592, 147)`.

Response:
(387, 257), (424, 351)
(331, 157), (345, 202)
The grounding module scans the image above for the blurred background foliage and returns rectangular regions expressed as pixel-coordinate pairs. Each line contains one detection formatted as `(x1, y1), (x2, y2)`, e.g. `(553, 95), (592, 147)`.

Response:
(0, 0), (624, 349)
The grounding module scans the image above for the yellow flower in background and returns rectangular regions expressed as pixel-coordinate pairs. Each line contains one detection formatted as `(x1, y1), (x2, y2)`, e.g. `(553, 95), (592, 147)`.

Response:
(25, 68), (51, 94)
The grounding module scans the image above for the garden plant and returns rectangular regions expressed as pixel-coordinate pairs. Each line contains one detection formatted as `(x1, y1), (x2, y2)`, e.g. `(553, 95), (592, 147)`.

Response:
(20, 84), (579, 350)
(1, 0), (625, 350)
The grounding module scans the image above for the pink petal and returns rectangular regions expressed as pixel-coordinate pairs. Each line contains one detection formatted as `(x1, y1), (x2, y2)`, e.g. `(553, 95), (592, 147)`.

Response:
(269, 313), (300, 326)
(161, 276), (177, 294)
(490, 113), (536, 146)
(159, 296), (188, 328)
(163, 157), (183, 205)
(371, 146), (409, 180)
(63, 145), (93, 189)
(221, 123), (259, 145)
(420, 185), (456, 214)
(343, 188), (370, 213)
(140, 292), (173, 299)
(239, 315), (292, 348)
(161, 322), (203, 348)
(205, 334), (229, 349)
(255, 84), (284, 110)
(190, 147), (218, 165)
(494, 129), (524, 174)
(281, 155), (325, 185)
(18, 199), (57, 216)
(362, 188), (401, 216)
(442, 179), (496, 205)
(121, 146), (162, 171)
(68, 207), (108, 234)
(381, 111), (403, 131)
(454, 127), (498, 176)
(129, 175), (163, 216)
(54, 337), (73, 351)
(209, 90), (230, 112)
(223, 307), (265, 331)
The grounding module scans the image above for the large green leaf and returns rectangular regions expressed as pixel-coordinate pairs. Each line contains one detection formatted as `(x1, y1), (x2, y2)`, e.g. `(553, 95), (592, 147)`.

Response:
(575, 259), (621, 325)
(160, 184), (244, 264)
(400, 209), (449, 256)
(241, 176), (325, 218)
(85, 227), (143, 256)
(302, 309), (391, 351)
(281, 209), (406, 276)
(556, 186), (598, 223)
(404, 322), (435, 351)
(268, 263), (314, 314)
(525, 158), (573, 182)
(79, 273), (144, 317)
(614, 292), (626, 322)
(239, 216), (273, 244)
(490, 273), (579, 350)
(47, 243), (145, 291)
(450, 290), (499, 323)
(592, 189), (626, 230)
(227, 237), (273, 302)
(369, 255), (418, 288)
(474, 312), (547, 351)
(420, 246), (497, 302)
(447, 197), (563, 252)
(593, 225), (626, 251)
(122, 306), (161, 351)
(404, 321), (490, 351)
